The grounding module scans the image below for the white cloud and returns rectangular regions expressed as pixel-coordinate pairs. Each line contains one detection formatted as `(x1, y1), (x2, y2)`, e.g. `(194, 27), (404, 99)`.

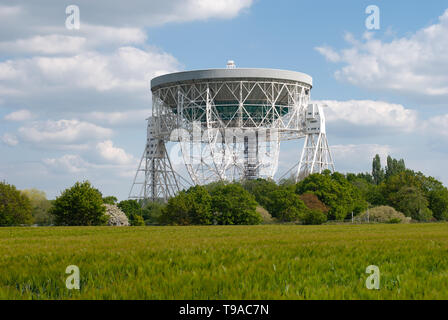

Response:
(0, 35), (87, 55)
(18, 119), (112, 144)
(1, 133), (19, 146)
(85, 109), (151, 126)
(0, 46), (181, 101)
(96, 140), (134, 165)
(4, 109), (33, 121)
(43, 154), (90, 173)
(423, 114), (448, 138)
(316, 9), (448, 98)
(316, 100), (418, 132)
(331, 144), (393, 172)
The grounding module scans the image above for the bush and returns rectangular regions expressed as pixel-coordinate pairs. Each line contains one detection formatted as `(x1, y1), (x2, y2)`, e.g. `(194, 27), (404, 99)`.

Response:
(256, 206), (273, 224)
(356, 206), (410, 224)
(104, 204), (129, 226)
(0, 182), (33, 226)
(50, 181), (107, 226)
(117, 199), (146, 226)
(159, 186), (213, 225)
(21, 188), (53, 225)
(211, 184), (261, 225)
(267, 188), (308, 222)
(301, 209), (327, 225)
(299, 193), (329, 214)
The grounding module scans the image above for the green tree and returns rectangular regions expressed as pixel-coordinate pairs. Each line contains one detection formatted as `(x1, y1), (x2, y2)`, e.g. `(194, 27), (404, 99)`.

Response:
(241, 179), (279, 211)
(211, 184), (261, 225)
(372, 154), (385, 185)
(159, 186), (213, 225)
(117, 199), (146, 226)
(50, 181), (107, 226)
(296, 171), (367, 221)
(385, 156), (406, 179)
(267, 188), (308, 222)
(102, 196), (118, 205)
(21, 188), (53, 225)
(428, 188), (448, 221)
(302, 209), (327, 225)
(142, 201), (166, 225)
(395, 186), (433, 221)
(0, 182), (33, 226)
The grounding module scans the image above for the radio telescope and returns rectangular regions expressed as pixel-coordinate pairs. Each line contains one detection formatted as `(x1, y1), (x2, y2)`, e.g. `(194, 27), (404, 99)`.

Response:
(129, 66), (335, 201)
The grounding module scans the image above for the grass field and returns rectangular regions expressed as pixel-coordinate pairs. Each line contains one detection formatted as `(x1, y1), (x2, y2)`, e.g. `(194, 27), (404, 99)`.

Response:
(1, 223), (447, 299)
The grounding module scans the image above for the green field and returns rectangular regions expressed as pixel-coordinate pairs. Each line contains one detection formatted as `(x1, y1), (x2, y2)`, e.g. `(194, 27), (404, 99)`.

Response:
(1, 224), (448, 299)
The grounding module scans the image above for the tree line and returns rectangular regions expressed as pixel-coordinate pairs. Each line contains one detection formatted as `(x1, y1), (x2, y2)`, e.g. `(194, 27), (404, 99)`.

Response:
(1, 155), (447, 226)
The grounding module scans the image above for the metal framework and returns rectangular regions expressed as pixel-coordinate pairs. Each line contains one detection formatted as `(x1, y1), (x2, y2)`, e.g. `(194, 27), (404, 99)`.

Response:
(129, 68), (335, 201)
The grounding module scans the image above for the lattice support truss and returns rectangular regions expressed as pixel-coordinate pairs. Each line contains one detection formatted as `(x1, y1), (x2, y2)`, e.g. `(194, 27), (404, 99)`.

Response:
(151, 79), (311, 185)
(296, 104), (335, 180)
(129, 117), (180, 202)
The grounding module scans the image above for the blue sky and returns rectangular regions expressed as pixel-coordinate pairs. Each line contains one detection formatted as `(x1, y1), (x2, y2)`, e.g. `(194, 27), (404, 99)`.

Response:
(1, 0), (448, 200)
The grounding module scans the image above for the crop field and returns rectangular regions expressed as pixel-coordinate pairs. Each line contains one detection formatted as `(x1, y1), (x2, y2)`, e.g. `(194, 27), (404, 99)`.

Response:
(0, 223), (447, 300)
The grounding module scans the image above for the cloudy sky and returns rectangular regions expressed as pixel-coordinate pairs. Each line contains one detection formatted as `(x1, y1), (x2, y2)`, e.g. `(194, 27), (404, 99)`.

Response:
(1, 0), (448, 200)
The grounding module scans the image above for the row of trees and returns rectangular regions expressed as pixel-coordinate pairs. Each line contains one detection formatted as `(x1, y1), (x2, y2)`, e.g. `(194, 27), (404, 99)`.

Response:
(1, 155), (448, 226)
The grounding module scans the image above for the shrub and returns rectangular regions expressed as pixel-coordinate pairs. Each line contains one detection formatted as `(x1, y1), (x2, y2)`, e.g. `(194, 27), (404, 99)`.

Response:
(211, 184), (261, 225)
(267, 188), (308, 222)
(301, 209), (327, 225)
(159, 186), (213, 225)
(0, 182), (33, 226)
(21, 188), (53, 225)
(299, 193), (329, 213)
(104, 204), (129, 226)
(356, 206), (410, 224)
(50, 181), (107, 226)
(256, 206), (273, 224)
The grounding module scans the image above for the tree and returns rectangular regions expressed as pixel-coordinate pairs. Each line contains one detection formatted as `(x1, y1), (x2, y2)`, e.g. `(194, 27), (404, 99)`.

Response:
(267, 188), (308, 222)
(159, 185), (213, 225)
(428, 188), (448, 221)
(102, 196), (118, 205)
(372, 154), (385, 185)
(0, 182), (33, 226)
(302, 210), (327, 225)
(299, 193), (329, 214)
(395, 186), (433, 221)
(241, 179), (279, 211)
(142, 201), (166, 225)
(296, 171), (367, 221)
(211, 184), (261, 225)
(21, 188), (53, 225)
(50, 181), (107, 226)
(117, 199), (146, 226)
(385, 156), (406, 179)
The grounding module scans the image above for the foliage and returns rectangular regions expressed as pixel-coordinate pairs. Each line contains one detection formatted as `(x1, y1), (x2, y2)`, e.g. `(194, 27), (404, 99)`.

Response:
(50, 181), (107, 226)
(299, 193), (329, 213)
(395, 187), (433, 221)
(102, 196), (118, 205)
(428, 188), (448, 221)
(241, 179), (279, 211)
(295, 171), (367, 221)
(385, 156), (406, 180)
(159, 186), (213, 225)
(104, 204), (130, 226)
(21, 188), (53, 225)
(301, 209), (327, 225)
(142, 201), (165, 225)
(355, 206), (410, 224)
(266, 188), (308, 222)
(256, 206), (273, 224)
(211, 184), (261, 225)
(117, 199), (146, 226)
(372, 154), (385, 185)
(0, 182), (33, 226)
